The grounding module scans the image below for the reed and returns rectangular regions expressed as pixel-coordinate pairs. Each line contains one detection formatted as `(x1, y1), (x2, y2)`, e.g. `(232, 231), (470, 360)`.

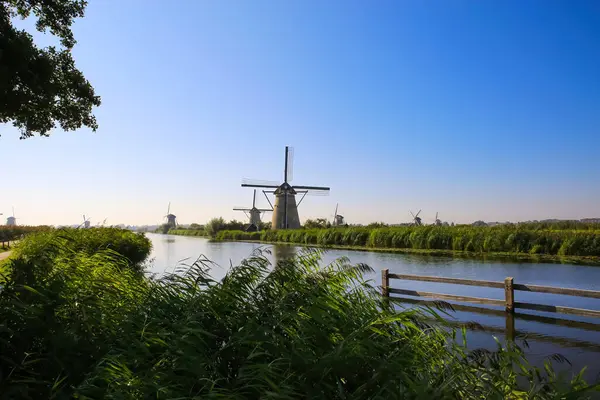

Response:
(0, 230), (596, 398)
(217, 225), (600, 258)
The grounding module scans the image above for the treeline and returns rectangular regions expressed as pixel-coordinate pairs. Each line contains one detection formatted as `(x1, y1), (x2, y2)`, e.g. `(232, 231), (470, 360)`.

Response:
(216, 225), (600, 257)
(0, 225), (53, 247)
(0, 228), (593, 398)
(166, 217), (272, 238)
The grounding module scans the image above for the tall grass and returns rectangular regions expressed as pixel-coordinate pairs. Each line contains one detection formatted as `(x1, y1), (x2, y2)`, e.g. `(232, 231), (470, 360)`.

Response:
(0, 230), (596, 398)
(11, 227), (152, 271)
(168, 228), (208, 237)
(217, 225), (600, 257)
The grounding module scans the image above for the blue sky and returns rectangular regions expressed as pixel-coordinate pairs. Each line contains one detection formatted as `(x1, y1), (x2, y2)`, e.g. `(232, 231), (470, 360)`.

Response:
(2, 0), (600, 226)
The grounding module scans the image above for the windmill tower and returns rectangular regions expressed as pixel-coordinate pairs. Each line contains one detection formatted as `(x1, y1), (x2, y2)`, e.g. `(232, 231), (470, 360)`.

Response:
(82, 215), (91, 228)
(242, 146), (330, 230)
(164, 202), (177, 229)
(332, 203), (345, 226)
(410, 209), (422, 226)
(233, 189), (273, 231)
(6, 207), (16, 226)
(434, 212), (442, 226)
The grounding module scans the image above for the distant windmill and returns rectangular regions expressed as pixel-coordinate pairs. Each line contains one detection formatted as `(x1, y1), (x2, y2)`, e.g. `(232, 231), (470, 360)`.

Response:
(164, 202), (177, 229)
(233, 189), (273, 231)
(6, 207), (16, 226)
(332, 203), (345, 226)
(434, 212), (442, 226)
(410, 209), (422, 226)
(82, 215), (91, 228)
(241, 146), (330, 229)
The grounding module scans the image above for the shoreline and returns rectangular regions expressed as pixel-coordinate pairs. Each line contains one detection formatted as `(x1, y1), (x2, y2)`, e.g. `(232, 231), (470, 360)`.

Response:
(210, 238), (600, 266)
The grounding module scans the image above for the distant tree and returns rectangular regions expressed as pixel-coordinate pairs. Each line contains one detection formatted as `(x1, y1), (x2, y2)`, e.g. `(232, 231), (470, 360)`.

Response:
(304, 218), (330, 229)
(366, 222), (388, 229)
(259, 221), (271, 231)
(205, 217), (226, 237)
(1, 0), (100, 138)
(189, 223), (204, 230)
(155, 224), (170, 234)
(472, 220), (488, 227)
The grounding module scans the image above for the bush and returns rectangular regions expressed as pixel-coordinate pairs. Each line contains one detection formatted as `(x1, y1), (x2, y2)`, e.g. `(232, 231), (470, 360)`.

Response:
(13, 227), (152, 271)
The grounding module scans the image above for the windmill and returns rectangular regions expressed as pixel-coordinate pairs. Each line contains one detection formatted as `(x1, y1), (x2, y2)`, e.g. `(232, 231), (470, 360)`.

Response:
(241, 146), (330, 229)
(410, 209), (422, 226)
(164, 202), (177, 229)
(233, 189), (273, 232)
(332, 203), (345, 226)
(6, 207), (16, 226)
(434, 212), (442, 226)
(82, 215), (91, 228)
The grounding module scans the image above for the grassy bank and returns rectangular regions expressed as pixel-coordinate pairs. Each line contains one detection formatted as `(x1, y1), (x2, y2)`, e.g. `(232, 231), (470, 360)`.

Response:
(215, 225), (600, 261)
(0, 228), (596, 398)
(167, 228), (208, 237)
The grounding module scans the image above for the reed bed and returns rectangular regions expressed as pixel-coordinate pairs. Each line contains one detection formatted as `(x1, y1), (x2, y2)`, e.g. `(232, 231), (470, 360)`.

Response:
(217, 225), (600, 258)
(0, 228), (595, 398)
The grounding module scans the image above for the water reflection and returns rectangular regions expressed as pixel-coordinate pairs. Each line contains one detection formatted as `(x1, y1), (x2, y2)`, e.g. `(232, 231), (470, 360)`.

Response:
(272, 244), (297, 265)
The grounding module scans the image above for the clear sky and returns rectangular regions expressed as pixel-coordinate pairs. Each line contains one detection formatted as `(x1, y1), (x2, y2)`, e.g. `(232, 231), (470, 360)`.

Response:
(2, 0), (600, 226)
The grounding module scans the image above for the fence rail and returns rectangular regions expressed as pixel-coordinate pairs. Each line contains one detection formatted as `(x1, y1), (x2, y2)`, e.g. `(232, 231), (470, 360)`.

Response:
(382, 269), (600, 341)
(382, 269), (600, 319)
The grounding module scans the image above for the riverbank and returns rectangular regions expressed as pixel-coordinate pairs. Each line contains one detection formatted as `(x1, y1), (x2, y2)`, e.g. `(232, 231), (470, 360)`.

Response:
(214, 238), (600, 265)
(167, 228), (207, 237)
(214, 226), (600, 265)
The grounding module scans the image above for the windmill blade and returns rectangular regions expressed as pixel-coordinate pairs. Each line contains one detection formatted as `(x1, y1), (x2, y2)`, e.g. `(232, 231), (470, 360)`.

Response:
(233, 207), (252, 211)
(242, 178), (280, 187)
(305, 189), (330, 196)
(167, 202), (171, 215)
(285, 146), (294, 182)
(334, 203), (338, 217)
(242, 181), (279, 189)
(258, 208), (273, 212)
(416, 209), (422, 217)
(410, 211), (415, 218)
(293, 185), (330, 191)
(436, 212), (439, 220)
(252, 189), (256, 208)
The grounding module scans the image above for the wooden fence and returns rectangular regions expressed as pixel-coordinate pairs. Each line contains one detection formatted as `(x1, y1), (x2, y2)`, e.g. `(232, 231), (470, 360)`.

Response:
(381, 269), (600, 341)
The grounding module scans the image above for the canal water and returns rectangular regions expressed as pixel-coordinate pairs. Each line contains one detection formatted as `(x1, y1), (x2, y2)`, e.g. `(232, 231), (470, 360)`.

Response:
(146, 233), (600, 383)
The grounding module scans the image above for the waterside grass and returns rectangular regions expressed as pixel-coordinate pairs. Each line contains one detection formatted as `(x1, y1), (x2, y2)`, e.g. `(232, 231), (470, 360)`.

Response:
(167, 228), (208, 237)
(0, 228), (597, 398)
(215, 225), (600, 264)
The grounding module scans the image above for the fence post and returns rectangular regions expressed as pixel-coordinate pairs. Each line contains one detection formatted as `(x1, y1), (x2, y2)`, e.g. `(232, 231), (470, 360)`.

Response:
(381, 269), (389, 297)
(504, 277), (514, 313)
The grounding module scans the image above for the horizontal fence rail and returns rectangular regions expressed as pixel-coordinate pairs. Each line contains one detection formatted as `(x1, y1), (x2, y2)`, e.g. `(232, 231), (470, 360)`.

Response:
(382, 270), (600, 319)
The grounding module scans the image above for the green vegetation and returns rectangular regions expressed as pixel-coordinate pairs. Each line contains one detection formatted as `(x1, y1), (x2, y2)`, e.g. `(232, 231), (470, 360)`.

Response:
(216, 224), (600, 259)
(0, 230), (595, 398)
(11, 228), (151, 273)
(168, 228), (208, 236)
(165, 222), (208, 236)
(0, 225), (53, 248)
(1, 0), (100, 138)
(202, 217), (270, 237)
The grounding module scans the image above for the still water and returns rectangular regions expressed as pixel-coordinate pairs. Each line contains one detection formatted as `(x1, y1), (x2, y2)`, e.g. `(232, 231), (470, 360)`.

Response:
(146, 233), (600, 383)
